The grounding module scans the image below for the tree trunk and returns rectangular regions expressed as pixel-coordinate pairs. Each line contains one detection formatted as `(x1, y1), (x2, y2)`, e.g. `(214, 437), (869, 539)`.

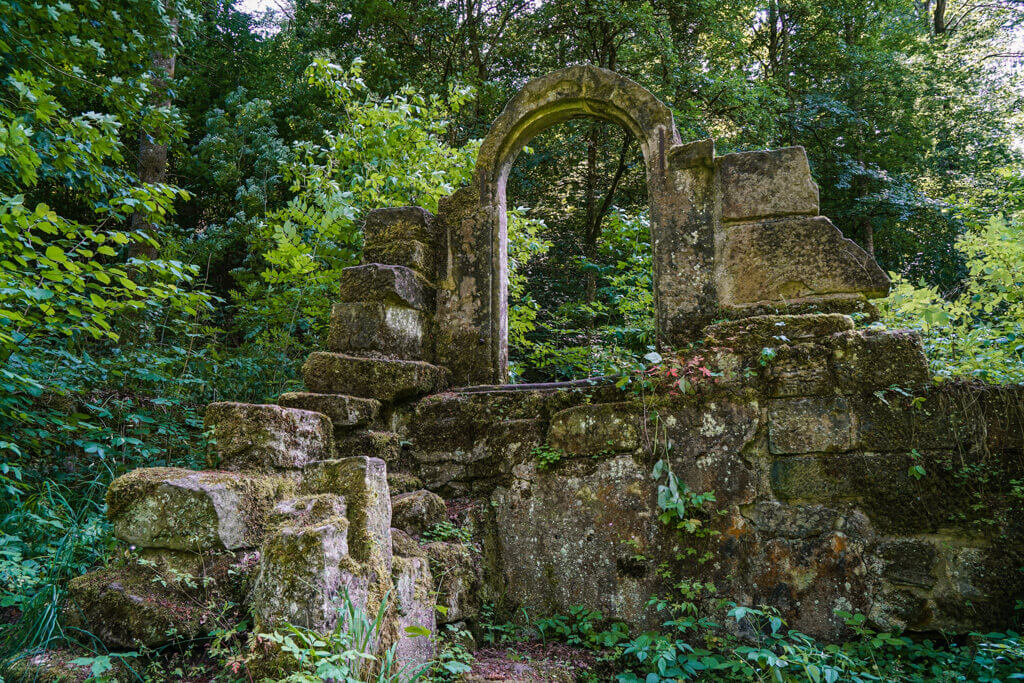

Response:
(129, 17), (177, 260)
(933, 0), (947, 33)
(583, 125), (599, 308)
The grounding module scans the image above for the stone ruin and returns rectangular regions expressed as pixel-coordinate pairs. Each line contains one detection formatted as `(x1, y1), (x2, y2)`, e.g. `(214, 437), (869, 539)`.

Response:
(62, 66), (1023, 672)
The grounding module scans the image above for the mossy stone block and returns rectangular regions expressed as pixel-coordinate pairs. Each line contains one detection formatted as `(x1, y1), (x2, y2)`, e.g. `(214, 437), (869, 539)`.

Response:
(363, 206), (435, 246)
(277, 392), (381, 430)
(249, 521), (362, 631)
(326, 302), (425, 359)
(423, 541), (482, 625)
(65, 566), (213, 648)
(302, 352), (448, 402)
(768, 396), (855, 454)
(547, 402), (640, 455)
(364, 239), (434, 276)
(391, 489), (447, 536)
(704, 313), (853, 351)
(107, 467), (290, 551)
(205, 402), (334, 471)
(392, 555), (436, 670)
(337, 430), (401, 461)
(337, 263), (430, 311)
(300, 456), (393, 569)
(830, 330), (930, 393)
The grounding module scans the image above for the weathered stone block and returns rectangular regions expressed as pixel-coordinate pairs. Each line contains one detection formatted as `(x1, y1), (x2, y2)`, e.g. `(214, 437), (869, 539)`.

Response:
(717, 146), (819, 222)
(392, 555), (436, 670)
(338, 430), (401, 461)
(392, 528), (427, 558)
(249, 521), (363, 631)
(107, 467), (291, 551)
(492, 455), (660, 627)
(270, 494), (348, 531)
(388, 472), (425, 495)
(302, 352), (448, 402)
(205, 402), (334, 471)
(978, 384), (1024, 451)
(720, 216), (890, 306)
(769, 456), (852, 501)
(364, 239), (434, 276)
(326, 302), (425, 359)
(876, 539), (938, 588)
(768, 396), (855, 454)
(66, 566), (214, 648)
(851, 391), (980, 451)
(767, 343), (835, 397)
(337, 264), (430, 311)
(300, 456), (392, 569)
(423, 541), (482, 624)
(704, 313), (854, 351)
(363, 206), (435, 246)
(391, 489), (447, 536)
(547, 402), (640, 454)
(830, 330), (930, 393)
(277, 392), (380, 430)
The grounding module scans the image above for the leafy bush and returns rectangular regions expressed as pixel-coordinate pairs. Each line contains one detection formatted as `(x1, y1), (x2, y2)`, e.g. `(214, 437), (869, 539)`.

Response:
(509, 209), (655, 381)
(879, 213), (1024, 383)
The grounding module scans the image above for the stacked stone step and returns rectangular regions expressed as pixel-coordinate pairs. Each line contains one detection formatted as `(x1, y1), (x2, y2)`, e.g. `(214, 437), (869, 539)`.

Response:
(65, 403), (335, 648)
(66, 401), (437, 669)
(288, 207), (449, 462)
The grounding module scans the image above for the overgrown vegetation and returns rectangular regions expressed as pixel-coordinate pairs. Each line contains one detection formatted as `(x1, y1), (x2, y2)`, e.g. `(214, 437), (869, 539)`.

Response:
(2, 0), (1023, 678)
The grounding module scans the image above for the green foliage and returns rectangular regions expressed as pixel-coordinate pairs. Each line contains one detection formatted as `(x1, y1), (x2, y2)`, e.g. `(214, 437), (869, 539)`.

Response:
(509, 209), (655, 381)
(228, 58), (478, 383)
(879, 213), (1024, 383)
(259, 590), (426, 682)
(420, 522), (472, 545)
(523, 602), (1024, 682)
(531, 444), (565, 471)
(427, 624), (475, 680)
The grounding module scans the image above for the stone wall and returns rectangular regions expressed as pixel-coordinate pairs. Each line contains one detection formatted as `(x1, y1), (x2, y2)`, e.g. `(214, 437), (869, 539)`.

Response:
(388, 317), (1024, 639)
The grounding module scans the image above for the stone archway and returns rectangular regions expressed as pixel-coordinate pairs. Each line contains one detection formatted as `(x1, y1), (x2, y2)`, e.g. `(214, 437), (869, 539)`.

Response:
(430, 65), (889, 386)
(433, 65), (718, 385)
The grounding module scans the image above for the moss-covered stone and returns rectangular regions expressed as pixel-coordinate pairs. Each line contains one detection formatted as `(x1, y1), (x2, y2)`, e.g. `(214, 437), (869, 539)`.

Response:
(363, 206), (436, 246)
(388, 471), (424, 495)
(65, 566), (221, 648)
(337, 430), (401, 461)
(300, 457), (392, 568)
(491, 455), (661, 628)
(3, 648), (114, 682)
(326, 302), (426, 359)
(830, 330), (930, 393)
(301, 352), (448, 402)
(423, 541), (482, 625)
(392, 528), (427, 558)
(364, 239), (434, 276)
(391, 489), (447, 536)
(768, 396), (856, 454)
(106, 467), (293, 551)
(717, 147), (819, 222)
(270, 494), (347, 529)
(546, 402), (640, 455)
(204, 402), (333, 470)
(704, 313), (853, 351)
(277, 392), (380, 431)
(337, 264), (430, 310)
(391, 555), (436, 670)
(249, 519), (357, 630)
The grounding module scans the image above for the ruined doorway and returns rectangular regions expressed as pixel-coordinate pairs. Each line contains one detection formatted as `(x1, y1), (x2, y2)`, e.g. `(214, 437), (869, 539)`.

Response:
(504, 119), (653, 382)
